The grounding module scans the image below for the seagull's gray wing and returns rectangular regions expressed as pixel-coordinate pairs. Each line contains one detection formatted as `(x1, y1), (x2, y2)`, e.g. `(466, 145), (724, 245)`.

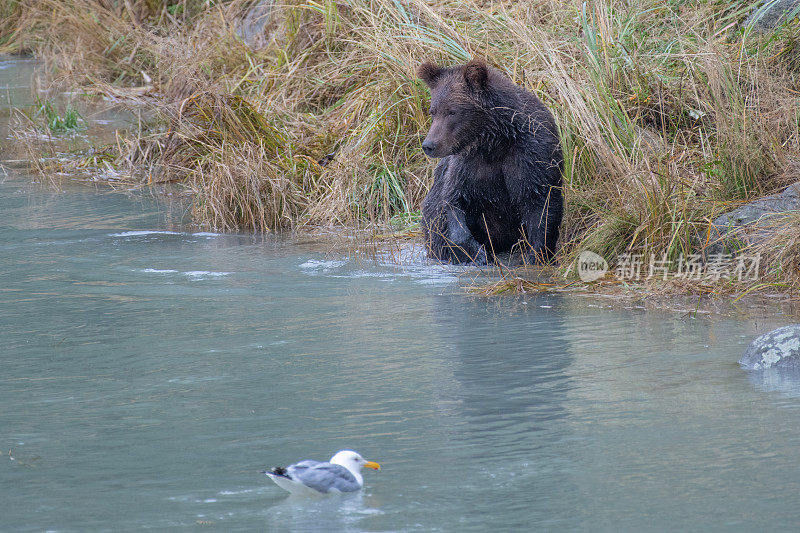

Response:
(286, 461), (360, 493)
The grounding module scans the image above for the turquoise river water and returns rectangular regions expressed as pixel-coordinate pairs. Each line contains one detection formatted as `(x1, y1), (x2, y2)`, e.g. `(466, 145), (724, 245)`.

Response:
(2, 56), (800, 532)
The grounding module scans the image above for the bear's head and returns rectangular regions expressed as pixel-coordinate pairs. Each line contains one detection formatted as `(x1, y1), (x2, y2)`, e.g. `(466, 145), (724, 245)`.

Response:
(417, 59), (491, 159)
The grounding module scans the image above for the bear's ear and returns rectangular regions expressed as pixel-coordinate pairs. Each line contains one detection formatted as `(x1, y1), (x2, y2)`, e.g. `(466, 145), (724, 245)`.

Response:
(417, 61), (443, 87)
(463, 59), (489, 93)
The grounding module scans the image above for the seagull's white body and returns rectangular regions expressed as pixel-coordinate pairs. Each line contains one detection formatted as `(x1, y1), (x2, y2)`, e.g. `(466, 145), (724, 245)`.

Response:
(269, 473), (325, 496)
(263, 450), (381, 495)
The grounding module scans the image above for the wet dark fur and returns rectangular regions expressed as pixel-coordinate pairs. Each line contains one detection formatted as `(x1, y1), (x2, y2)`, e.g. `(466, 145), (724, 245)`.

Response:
(418, 59), (563, 264)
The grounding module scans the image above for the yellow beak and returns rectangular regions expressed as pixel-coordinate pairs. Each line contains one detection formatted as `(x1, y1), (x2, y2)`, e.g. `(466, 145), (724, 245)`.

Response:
(363, 460), (381, 471)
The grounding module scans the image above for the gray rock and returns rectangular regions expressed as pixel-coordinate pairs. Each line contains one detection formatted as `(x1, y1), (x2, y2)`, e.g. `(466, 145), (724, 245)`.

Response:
(703, 182), (800, 256)
(745, 0), (800, 31)
(714, 183), (800, 227)
(740, 324), (800, 369)
(235, 1), (275, 49)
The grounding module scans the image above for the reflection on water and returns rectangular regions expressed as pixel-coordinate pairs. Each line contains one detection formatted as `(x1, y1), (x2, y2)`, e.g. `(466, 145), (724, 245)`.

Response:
(3, 56), (800, 531)
(266, 492), (384, 532)
(747, 368), (800, 398)
(428, 297), (576, 528)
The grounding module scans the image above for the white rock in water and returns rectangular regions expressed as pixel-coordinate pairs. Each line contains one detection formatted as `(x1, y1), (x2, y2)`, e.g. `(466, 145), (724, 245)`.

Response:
(740, 325), (800, 370)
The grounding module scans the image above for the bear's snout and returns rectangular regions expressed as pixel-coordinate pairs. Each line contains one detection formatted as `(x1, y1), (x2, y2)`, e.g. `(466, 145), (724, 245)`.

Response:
(421, 139), (438, 157)
(421, 125), (450, 158)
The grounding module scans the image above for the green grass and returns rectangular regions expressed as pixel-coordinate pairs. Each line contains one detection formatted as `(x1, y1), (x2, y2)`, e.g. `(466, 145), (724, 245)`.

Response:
(35, 100), (84, 134)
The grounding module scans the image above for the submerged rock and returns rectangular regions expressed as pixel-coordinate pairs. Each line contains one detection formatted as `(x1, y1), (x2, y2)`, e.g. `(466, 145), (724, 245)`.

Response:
(746, 367), (800, 398)
(745, 0), (800, 30)
(740, 324), (800, 370)
(704, 182), (800, 256)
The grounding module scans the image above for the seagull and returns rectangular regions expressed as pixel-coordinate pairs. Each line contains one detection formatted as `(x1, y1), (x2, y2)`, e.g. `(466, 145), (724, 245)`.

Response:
(262, 450), (381, 495)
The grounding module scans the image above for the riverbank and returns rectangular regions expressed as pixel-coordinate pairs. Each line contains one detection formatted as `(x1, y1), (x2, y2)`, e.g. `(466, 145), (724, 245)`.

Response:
(2, 0), (799, 296)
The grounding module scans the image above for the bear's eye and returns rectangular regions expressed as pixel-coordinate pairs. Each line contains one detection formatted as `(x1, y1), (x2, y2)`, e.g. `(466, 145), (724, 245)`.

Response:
(447, 110), (456, 116)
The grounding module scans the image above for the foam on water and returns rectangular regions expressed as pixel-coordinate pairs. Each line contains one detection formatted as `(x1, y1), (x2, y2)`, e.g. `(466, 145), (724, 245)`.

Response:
(183, 271), (232, 279)
(135, 268), (233, 279)
(299, 259), (348, 271)
(109, 230), (224, 238)
(109, 230), (181, 237)
(298, 244), (467, 286)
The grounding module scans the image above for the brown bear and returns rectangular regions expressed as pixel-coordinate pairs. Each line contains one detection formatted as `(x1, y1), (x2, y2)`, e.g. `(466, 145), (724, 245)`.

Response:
(417, 59), (563, 265)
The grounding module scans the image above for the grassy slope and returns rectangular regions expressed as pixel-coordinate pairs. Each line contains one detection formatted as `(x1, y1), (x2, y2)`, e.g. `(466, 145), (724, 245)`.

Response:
(2, 0), (799, 291)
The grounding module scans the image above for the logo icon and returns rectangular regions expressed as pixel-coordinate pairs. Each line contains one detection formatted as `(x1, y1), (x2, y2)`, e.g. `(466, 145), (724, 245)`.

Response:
(577, 250), (608, 282)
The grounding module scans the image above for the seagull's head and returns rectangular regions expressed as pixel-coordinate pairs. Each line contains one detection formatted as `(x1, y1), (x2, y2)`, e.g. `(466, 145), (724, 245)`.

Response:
(330, 450), (381, 474)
